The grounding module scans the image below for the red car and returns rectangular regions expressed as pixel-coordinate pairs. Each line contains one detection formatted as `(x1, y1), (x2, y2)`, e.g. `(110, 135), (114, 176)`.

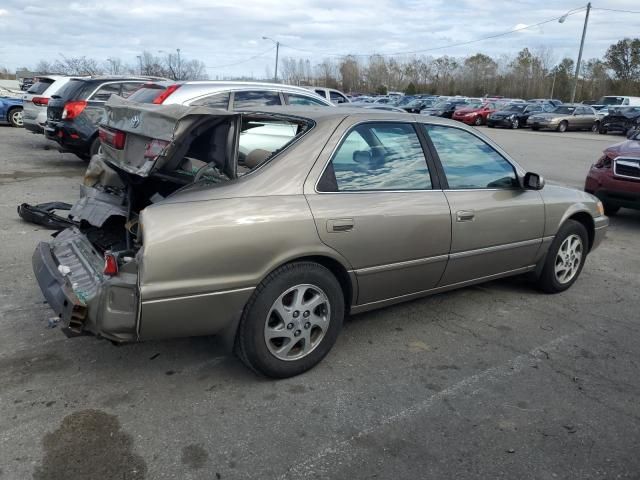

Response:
(452, 101), (499, 126)
(585, 130), (640, 215)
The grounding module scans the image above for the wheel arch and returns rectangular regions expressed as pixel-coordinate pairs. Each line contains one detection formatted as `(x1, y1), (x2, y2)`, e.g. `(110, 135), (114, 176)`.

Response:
(567, 211), (595, 251)
(7, 105), (23, 121)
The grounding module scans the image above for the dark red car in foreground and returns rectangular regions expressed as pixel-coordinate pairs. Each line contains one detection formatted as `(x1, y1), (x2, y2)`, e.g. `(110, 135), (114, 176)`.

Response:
(452, 101), (499, 126)
(585, 130), (640, 215)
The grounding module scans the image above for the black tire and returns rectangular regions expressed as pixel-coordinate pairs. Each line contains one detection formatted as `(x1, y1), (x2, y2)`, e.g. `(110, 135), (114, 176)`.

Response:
(474, 116), (483, 126)
(89, 136), (102, 157)
(532, 126), (540, 131)
(8, 107), (23, 128)
(487, 123), (495, 128)
(598, 127), (607, 135)
(511, 118), (520, 129)
(604, 203), (620, 216)
(235, 262), (345, 378)
(591, 121), (600, 133)
(557, 121), (568, 133)
(536, 219), (589, 294)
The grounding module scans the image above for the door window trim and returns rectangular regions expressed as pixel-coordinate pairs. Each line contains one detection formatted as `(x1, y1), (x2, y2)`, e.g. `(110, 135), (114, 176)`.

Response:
(313, 120), (442, 194)
(420, 122), (523, 191)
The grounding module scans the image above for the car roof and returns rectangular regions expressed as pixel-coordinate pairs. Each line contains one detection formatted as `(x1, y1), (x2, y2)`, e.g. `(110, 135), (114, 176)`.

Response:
(69, 76), (166, 83)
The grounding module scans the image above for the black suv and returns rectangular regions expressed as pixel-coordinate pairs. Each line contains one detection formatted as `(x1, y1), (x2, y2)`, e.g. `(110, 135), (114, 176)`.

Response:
(45, 76), (164, 159)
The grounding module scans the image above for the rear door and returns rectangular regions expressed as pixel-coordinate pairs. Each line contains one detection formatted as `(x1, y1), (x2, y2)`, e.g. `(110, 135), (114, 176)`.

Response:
(423, 123), (545, 286)
(305, 120), (451, 306)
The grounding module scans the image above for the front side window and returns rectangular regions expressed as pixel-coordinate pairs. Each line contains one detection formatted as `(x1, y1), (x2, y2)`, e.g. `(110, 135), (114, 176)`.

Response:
(318, 122), (432, 192)
(286, 94), (327, 106)
(424, 125), (517, 189)
(91, 83), (121, 102)
(233, 90), (281, 109)
(190, 92), (231, 109)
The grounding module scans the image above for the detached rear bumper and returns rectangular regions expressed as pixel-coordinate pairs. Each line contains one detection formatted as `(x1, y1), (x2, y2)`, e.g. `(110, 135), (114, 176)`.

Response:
(32, 228), (139, 342)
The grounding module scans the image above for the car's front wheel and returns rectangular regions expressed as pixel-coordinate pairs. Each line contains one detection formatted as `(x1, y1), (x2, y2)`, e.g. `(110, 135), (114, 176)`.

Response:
(235, 262), (344, 378)
(557, 121), (568, 133)
(591, 121), (600, 133)
(536, 220), (588, 293)
(511, 118), (520, 129)
(474, 116), (483, 126)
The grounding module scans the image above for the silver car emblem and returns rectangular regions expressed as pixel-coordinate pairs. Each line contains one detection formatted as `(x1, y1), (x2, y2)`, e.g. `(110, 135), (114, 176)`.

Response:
(130, 115), (140, 128)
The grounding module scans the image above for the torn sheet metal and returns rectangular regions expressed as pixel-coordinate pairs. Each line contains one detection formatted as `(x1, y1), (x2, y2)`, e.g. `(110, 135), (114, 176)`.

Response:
(69, 185), (127, 227)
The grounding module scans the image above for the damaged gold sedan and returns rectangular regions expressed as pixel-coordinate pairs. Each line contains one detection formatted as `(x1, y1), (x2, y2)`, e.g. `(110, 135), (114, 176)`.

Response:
(27, 97), (607, 377)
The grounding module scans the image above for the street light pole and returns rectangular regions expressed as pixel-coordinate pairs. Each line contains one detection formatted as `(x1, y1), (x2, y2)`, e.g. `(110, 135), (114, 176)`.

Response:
(262, 36), (280, 82)
(176, 48), (181, 80)
(571, 2), (591, 103)
(136, 55), (143, 75)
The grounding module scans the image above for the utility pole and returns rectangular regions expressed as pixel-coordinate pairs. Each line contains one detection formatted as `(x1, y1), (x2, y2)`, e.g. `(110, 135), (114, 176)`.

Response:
(136, 55), (143, 75)
(274, 41), (279, 83)
(550, 70), (557, 98)
(571, 2), (591, 103)
(176, 48), (181, 80)
(262, 37), (280, 83)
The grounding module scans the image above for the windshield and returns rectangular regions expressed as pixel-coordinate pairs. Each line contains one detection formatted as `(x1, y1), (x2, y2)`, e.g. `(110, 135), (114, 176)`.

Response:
(464, 101), (483, 109)
(432, 101), (451, 109)
(597, 96), (625, 106)
(552, 106), (576, 114)
(523, 105), (540, 113)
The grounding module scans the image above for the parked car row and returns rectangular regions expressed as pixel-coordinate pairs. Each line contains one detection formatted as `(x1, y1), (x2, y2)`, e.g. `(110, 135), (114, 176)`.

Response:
(20, 76), (334, 159)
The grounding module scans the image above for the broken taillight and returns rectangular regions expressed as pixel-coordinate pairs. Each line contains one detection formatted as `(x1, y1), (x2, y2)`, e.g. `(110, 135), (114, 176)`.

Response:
(152, 84), (181, 104)
(103, 252), (118, 276)
(98, 126), (126, 150)
(144, 139), (169, 160)
(61, 100), (87, 120)
(32, 96), (49, 106)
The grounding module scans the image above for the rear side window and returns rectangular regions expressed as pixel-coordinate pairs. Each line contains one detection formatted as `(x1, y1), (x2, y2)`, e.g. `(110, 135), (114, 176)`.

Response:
(27, 79), (55, 95)
(329, 91), (348, 104)
(424, 125), (517, 189)
(286, 94), (327, 106)
(314, 89), (327, 98)
(90, 83), (121, 102)
(233, 90), (281, 109)
(318, 122), (432, 192)
(120, 82), (144, 98)
(127, 85), (167, 103)
(190, 92), (230, 109)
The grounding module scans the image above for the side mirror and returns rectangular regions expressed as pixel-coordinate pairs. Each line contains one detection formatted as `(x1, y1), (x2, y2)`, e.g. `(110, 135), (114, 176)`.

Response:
(523, 172), (545, 190)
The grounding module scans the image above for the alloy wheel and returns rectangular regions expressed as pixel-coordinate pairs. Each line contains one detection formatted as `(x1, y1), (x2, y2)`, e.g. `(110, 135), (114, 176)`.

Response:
(264, 284), (331, 361)
(554, 234), (583, 284)
(512, 119), (519, 129)
(10, 109), (23, 127)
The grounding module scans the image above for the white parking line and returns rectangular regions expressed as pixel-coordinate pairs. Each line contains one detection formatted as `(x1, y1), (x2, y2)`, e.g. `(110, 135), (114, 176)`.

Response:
(277, 333), (573, 479)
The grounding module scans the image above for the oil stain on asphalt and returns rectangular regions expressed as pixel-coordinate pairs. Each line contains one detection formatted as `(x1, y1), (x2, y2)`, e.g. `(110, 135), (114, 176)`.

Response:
(33, 409), (147, 480)
(181, 443), (209, 470)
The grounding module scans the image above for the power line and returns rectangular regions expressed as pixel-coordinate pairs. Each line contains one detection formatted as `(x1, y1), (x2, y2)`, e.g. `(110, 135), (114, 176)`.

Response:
(205, 46), (275, 69)
(277, 7), (588, 58)
(592, 7), (640, 14)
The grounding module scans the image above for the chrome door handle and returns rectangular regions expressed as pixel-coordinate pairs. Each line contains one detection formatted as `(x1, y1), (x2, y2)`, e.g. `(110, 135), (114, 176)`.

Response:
(456, 210), (475, 222)
(327, 218), (354, 232)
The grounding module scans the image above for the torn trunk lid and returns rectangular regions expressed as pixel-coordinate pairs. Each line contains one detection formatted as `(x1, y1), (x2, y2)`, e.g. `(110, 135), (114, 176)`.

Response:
(101, 96), (240, 178)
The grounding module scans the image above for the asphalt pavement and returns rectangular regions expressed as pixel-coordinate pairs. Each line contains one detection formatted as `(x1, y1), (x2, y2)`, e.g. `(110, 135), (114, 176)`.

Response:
(1, 125), (639, 480)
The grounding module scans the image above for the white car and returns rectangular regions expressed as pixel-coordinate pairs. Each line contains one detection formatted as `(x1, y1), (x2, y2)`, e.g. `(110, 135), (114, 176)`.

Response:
(22, 76), (78, 134)
(304, 86), (350, 104)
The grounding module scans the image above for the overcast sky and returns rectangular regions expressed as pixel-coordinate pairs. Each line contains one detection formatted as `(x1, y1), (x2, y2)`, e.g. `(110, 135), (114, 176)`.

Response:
(0, 0), (638, 78)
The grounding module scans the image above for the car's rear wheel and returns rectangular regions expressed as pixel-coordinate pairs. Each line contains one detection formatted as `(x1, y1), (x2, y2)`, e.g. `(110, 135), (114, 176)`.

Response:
(8, 108), (23, 128)
(598, 127), (608, 135)
(557, 121), (568, 133)
(235, 262), (344, 378)
(536, 220), (588, 293)
(591, 121), (600, 133)
(89, 136), (103, 157)
(474, 116), (483, 126)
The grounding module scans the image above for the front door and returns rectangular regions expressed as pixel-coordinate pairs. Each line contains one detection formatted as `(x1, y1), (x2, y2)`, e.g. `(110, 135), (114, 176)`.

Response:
(305, 121), (451, 306)
(423, 124), (545, 286)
